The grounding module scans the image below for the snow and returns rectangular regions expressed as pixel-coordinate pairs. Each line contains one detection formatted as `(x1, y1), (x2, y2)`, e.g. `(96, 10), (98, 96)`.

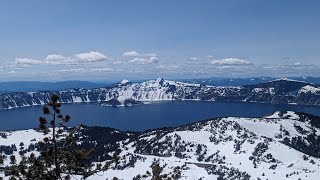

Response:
(83, 112), (320, 179)
(270, 78), (308, 83)
(120, 79), (130, 84)
(251, 87), (275, 94)
(1, 77), (318, 111)
(299, 85), (320, 94)
(283, 111), (300, 120)
(72, 96), (82, 102)
(265, 111), (299, 120)
(0, 129), (43, 166)
(2, 111), (320, 179)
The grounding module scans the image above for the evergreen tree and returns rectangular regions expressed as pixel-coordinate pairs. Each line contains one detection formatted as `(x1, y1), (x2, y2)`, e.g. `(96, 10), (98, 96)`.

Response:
(0, 155), (3, 165)
(4, 94), (103, 179)
(151, 163), (164, 180)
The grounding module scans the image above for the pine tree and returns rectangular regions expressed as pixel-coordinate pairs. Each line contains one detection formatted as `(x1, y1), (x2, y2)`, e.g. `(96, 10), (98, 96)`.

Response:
(4, 94), (102, 179)
(0, 155), (3, 165)
(151, 163), (164, 180)
(9, 155), (16, 165)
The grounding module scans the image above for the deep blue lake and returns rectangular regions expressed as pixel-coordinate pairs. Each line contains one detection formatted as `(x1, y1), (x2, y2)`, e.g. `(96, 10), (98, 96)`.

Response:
(0, 101), (319, 131)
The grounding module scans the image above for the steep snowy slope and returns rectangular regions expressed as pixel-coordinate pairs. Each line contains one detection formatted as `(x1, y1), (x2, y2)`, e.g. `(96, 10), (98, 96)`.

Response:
(0, 78), (320, 110)
(1, 111), (320, 179)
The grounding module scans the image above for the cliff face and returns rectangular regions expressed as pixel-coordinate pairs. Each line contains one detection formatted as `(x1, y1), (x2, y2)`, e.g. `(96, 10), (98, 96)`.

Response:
(0, 78), (320, 110)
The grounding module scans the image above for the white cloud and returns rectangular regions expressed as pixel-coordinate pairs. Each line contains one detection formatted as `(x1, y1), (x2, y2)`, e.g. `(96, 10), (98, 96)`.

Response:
(15, 58), (42, 65)
(112, 61), (123, 65)
(57, 67), (113, 74)
(216, 65), (232, 69)
(45, 54), (72, 65)
(14, 51), (107, 66)
(45, 54), (66, 61)
(122, 50), (157, 57)
(129, 57), (158, 64)
(190, 57), (200, 61)
(46, 60), (73, 65)
(211, 58), (252, 66)
(8, 71), (16, 74)
(57, 68), (85, 73)
(294, 62), (302, 66)
(143, 53), (157, 57)
(156, 65), (180, 70)
(74, 51), (107, 62)
(89, 68), (113, 72)
(261, 65), (277, 69)
(122, 51), (140, 57)
(149, 56), (158, 61)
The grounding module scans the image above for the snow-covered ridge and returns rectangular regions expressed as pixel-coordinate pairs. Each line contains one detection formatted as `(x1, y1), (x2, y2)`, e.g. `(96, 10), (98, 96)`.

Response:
(269, 77), (309, 83)
(0, 78), (320, 110)
(2, 111), (320, 179)
(111, 111), (320, 179)
(99, 98), (144, 107)
(265, 111), (300, 120)
(0, 78), (241, 110)
(120, 79), (130, 84)
(298, 85), (320, 94)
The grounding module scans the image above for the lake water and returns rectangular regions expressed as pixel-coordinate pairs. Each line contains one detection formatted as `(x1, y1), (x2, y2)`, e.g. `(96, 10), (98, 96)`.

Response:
(0, 101), (319, 131)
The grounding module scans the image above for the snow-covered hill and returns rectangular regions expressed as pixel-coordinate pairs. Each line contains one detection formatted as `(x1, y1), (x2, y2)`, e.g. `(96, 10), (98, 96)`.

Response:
(1, 111), (320, 179)
(0, 78), (320, 110)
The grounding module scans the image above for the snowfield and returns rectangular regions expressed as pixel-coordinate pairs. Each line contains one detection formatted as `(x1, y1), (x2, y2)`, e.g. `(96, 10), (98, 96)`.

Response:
(1, 111), (320, 179)
(299, 85), (320, 94)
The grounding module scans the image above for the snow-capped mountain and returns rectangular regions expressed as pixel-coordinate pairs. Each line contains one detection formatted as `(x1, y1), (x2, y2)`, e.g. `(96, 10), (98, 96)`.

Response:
(1, 111), (320, 179)
(0, 78), (320, 110)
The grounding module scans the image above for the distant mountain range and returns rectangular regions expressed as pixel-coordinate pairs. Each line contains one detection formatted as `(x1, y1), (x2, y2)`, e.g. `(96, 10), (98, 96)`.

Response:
(2, 77), (320, 93)
(0, 81), (108, 93)
(181, 76), (320, 86)
(0, 78), (320, 110)
(1, 111), (320, 179)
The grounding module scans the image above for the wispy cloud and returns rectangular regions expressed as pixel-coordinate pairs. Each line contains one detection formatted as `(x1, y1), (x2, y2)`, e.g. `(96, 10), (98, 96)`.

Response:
(112, 61), (123, 65)
(7, 70), (16, 74)
(211, 58), (252, 66)
(122, 50), (157, 57)
(74, 51), (107, 62)
(15, 58), (42, 65)
(57, 68), (86, 73)
(143, 53), (157, 57)
(122, 51), (140, 57)
(45, 54), (67, 61)
(129, 57), (158, 64)
(189, 57), (200, 61)
(45, 54), (72, 65)
(294, 62), (302, 66)
(3, 51), (320, 80)
(156, 65), (180, 70)
(57, 67), (113, 73)
(14, 51), (108, 66)
(89, 67), (113, 72)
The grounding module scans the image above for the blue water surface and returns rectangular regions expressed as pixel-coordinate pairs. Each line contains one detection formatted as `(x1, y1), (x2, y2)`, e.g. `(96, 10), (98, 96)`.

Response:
(0, 101), (319, 131)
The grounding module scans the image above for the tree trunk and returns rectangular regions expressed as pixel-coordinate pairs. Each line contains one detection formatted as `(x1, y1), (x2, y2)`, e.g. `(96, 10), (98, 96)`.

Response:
(53, 111), (60, 179)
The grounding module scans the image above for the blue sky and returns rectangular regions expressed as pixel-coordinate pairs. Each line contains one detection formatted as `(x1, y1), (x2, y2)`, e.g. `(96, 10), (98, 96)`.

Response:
(0, 0), (319, 81)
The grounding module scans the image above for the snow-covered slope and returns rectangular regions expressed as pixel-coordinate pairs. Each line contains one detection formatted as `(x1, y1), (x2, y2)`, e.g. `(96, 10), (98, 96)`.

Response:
(0, 78), (320, 110)
(299, 85), (320, 94)
(1, 111), (320, 179)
